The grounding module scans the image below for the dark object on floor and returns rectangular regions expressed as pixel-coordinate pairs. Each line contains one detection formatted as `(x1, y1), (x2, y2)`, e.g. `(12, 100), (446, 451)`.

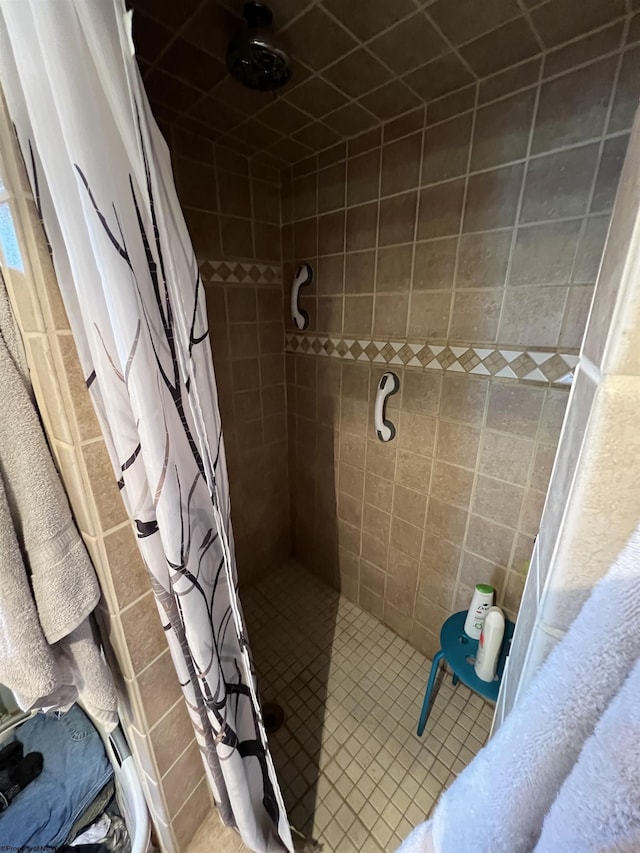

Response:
(0, 751), (43, 811)
(0, 739), (23, 771)
(262, 702), (285, 733)
(227, 3), (291, 91)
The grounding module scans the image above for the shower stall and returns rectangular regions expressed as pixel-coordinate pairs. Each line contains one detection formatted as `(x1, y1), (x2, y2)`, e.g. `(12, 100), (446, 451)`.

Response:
(135, 1), (640, 848)
(1, 0), (639, 851)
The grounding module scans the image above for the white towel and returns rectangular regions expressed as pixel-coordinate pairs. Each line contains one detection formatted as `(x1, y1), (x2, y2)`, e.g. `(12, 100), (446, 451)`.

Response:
(0, 270), (117, 725)
(397, 525), (640, 853)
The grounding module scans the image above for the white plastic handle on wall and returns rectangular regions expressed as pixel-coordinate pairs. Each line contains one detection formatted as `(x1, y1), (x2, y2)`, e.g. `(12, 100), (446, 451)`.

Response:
(291, 263), (313, 330)
(375, 372), (400, 442)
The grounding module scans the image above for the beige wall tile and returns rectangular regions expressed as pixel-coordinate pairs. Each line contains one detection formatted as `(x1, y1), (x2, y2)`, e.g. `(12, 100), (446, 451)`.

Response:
(82, 440), (127, 531)
(413, 237), (457, 290)
(401, 371), (441, 415)
(422, 113), (472, 185)
(466, 515), (516, 568)
(345, 250), (375, 294)
(417, 564), (456, 610)
(413, 594), (449, 632)
(120, 591), (169, 674)
(520, 144), (599, 223)
(486, 384), (545, 437)
(396, 449), (432, 493)
(346, 202), (378, 251)
(318, 210), (345, 256)
(343, 295), (373, 335)
(393, 484), (428, 527)
(460, 551), (506, 595)
(430, 460), (475, 508)
(25, 336), (73, 445)
(449, 289), (503, 343)
(104, 523), (151, 610)
(318, 161), (346, 213)
(378, 191), (418, 246)
(171, 779), (214, 850)
(398, 410), (437, 457)
(361, 530), (389, 570)
(559, 285), (594, 349)
(509, 220), (582, 286)
(456, 230), (512, 289)
(410, 621), (440, 660)
(347, 149), (381, 206)
(436, 420), (481, 469)
(376, 244), (413, 292)
(471, 89), (536, 172)
(390, 516), (423, 560)
(151, 700), (196, 777)
(137, 650), (184, 729)
(426, 498), (468, 544)
(407, 291), (451, 339)
(479, 431), (535, 486)
(573, 216), (609, 283)
(385, 547), (419, 614)
(472, 475), (525, 529)
(439, 375), (488, 425)
(417, 179), (465, 240)
(373, 293), (409, 337)
(360, 558), (386, 597)
(364, 472), (394, 511)
(163, 739), (205, 820)
(381, 133), (422, 196)
(499, 285), (567, 348)
(312, 254), (344, 296)
(421, 530), (462, 576)
(363, 502), (391, 544)
(463, 163), (524, 232)
(532, 57), (617, 154)
(360, 584), (384, 620)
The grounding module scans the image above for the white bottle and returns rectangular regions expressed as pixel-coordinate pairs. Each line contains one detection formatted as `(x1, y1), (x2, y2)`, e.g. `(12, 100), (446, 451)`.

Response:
(474, 606), (505, 683)
(464, 584), (494, 639)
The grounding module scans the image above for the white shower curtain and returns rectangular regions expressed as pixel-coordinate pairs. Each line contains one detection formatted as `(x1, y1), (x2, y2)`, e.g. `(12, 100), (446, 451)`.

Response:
(0, 2), (291, 851)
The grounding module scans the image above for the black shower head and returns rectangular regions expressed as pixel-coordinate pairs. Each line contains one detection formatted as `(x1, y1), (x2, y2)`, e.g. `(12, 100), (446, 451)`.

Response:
(226, 2), (291, 91)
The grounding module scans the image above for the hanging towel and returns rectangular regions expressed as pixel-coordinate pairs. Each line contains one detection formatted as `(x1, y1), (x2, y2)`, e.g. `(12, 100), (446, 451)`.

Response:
(0, 271), (117, 726)
(396, 524), (640, 853)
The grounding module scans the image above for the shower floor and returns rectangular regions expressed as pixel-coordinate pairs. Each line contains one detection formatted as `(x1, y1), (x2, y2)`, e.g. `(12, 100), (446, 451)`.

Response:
(189, 561), (492, 853)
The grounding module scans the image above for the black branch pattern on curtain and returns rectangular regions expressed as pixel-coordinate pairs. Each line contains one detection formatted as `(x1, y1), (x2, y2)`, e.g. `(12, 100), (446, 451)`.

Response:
(69, 108), (280, 835)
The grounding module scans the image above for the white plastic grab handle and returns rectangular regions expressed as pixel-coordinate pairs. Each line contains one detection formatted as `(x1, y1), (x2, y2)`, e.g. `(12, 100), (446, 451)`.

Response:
(375, 372), (400, 442)
(291, 263), (313, 330)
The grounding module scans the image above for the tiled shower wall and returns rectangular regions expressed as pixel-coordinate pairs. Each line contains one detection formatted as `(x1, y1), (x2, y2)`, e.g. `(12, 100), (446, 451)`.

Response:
(282, 27), (640, 657)
(170, 128), (290, 582)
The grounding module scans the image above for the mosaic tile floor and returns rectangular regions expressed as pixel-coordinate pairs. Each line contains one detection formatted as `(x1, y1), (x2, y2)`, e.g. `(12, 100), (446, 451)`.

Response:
(236, 561), (492, 853)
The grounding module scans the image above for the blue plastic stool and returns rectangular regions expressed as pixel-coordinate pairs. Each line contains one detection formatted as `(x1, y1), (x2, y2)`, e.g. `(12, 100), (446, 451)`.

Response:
(417, 610), (515, 736)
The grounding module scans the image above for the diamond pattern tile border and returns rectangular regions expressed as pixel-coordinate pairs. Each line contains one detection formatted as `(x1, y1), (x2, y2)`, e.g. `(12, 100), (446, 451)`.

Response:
(285, 334), (579, 386)
(199, 260), (282, 285)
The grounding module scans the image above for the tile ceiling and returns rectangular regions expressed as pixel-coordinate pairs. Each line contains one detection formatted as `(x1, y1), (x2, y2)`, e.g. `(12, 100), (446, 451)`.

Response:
(129, 0), (628, 166)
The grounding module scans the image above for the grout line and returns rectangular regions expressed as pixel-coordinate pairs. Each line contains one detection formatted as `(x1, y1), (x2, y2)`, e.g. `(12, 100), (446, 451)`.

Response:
(445, 81), (480, 341)
(449, 374), (492, 614)
(405, 107), (428, 345)
(514, 0), (546, 50)
(566, 16), (630, 291)
(494, 48), (546, 353)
